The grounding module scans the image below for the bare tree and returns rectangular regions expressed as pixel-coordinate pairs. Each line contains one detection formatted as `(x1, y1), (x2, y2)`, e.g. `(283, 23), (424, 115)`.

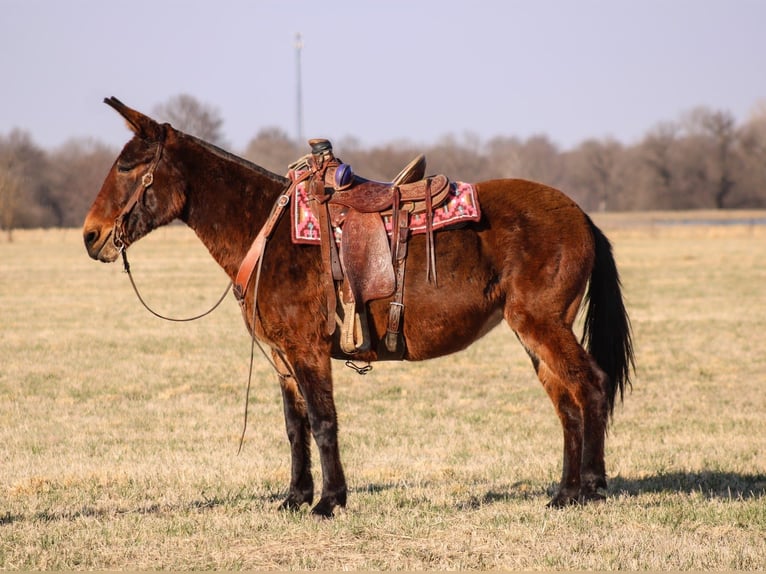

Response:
(0, 129), (57, 228)
(681, 107), (738, 208)
(242, 127), (301, 174)
(48, 138), (118, 227)
(153, 94), (227, 147)
(564, 138), (623, 212)
(0, 150), (22, 241)
(426, 133), (491, 183)
(486, 134), (563, 186)
(642, 124), (677, 193)
(736, 111), (766, 208)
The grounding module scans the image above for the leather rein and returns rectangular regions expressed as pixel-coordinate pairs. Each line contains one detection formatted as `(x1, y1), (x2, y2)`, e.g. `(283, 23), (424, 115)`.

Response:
(111, 134), (303, 453)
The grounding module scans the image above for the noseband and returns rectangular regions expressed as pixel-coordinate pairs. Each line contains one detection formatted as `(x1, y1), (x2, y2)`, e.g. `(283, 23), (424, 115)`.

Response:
(113, 129), (166, 250)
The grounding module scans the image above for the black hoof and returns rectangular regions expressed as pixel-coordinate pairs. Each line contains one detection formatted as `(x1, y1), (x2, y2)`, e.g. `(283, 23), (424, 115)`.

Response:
(310, 490), (346, 519)
(278, 491), (313, 512)
(547, 493), (580, 508)
(579, 490), (607, 504)
(310, 500), (336, 519)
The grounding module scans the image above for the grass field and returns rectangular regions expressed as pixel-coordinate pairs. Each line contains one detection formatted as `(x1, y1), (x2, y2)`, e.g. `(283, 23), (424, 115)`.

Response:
(1, 212), (765, 569)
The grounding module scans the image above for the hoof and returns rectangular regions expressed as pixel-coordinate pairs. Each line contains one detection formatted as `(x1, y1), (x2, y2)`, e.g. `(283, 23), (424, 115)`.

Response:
(310, 500), (336, 519)
(547, 493), (580, 508)
(310, 491), (347, 519)
(579, 490), (607, 504)
(278, 491), (313, 512)
(547, 489), (607, 508)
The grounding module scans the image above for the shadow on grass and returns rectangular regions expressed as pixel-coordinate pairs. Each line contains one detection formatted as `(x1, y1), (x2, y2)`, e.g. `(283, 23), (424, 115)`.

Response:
(0, 488), (283, 526)
(353, 480), (543, 510)
(354, 470), (766, 512)
(609, 470), (766, 500)
(4, 471), (763, 525)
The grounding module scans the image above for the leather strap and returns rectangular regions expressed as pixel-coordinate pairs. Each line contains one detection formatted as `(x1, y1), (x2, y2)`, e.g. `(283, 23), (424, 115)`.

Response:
(424, 177), (437, 285)
(234, 169), (314, 301)
(316, 201), (339, 335)
(113, 128), (166, 249)
(233, 191), (292, 301)
(385, 208), (409, 355)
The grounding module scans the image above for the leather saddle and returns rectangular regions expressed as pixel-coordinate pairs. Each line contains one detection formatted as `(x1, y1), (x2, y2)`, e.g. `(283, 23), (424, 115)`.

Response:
(300, 139), (450, 357)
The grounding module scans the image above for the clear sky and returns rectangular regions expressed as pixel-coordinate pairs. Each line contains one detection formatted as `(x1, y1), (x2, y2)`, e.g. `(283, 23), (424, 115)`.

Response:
(2, 0), (765, 152)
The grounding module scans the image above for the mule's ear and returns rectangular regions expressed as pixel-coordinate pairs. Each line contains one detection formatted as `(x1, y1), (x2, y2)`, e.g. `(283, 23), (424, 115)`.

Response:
(104, 97), (163, 140)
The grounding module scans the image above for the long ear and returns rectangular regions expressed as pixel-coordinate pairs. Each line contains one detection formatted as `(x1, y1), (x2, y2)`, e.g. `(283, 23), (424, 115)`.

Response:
(104, 96), (164, 140)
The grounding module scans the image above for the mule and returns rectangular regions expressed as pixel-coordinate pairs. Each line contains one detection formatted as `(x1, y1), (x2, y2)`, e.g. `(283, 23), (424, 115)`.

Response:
(83, 97), (634, 517)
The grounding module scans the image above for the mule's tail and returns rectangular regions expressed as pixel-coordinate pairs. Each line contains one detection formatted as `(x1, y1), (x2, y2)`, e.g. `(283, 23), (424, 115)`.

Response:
(582, 215), (635, 419)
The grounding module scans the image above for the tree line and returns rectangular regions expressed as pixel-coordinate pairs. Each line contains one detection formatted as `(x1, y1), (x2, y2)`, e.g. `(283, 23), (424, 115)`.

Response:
(2, 94), (765, 239)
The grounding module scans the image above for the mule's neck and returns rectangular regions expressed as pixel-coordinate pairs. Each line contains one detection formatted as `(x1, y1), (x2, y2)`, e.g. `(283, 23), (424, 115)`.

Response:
(175, 134), (289, 280)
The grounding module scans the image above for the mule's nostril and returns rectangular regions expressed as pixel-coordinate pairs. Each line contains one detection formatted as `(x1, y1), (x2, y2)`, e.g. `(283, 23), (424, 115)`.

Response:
(84, 228), (99, 248)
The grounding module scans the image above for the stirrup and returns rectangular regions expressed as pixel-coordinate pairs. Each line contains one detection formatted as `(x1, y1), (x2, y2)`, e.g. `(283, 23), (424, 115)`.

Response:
(339, 299), (369, 354)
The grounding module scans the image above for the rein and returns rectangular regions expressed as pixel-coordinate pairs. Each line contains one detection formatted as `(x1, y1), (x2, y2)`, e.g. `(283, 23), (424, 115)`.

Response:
(112, 134), (303, 454)
(120, 249), (232, 322)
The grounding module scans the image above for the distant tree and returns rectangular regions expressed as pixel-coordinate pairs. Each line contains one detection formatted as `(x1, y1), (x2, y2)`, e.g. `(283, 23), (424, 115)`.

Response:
(0, 129), (57, 228)
(564, 138), (623, 212)
(242, 127), (301, 175)
(48, 138), (117, 227)
(153, 94), (227, 147)
(638, 122), (680, 209)
(486, 134), (563, 186)
(426, 133), (490, 183)
(736, 112), (766, 207)
(680, 107), (738, 208)
(0, 149), (22, 241)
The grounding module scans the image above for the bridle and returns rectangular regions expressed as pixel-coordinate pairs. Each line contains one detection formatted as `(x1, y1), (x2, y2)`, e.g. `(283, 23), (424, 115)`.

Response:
(112, 129), (166, 252)
(112, 128), (232, 322)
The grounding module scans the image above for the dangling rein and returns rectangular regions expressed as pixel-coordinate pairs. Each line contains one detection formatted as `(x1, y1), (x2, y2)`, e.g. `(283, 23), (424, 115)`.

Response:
(114, 133), (297, 454)
(120, 250), (232, 322)
(229, 174), (311, 454)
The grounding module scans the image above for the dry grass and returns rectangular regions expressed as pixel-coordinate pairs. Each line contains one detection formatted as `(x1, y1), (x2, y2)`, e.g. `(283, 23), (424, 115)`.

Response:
(1, 212), (765, 569)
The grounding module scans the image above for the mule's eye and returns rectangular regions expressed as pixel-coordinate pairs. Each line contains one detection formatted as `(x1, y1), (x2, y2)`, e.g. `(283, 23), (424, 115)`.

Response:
(117, 164), (133, 173)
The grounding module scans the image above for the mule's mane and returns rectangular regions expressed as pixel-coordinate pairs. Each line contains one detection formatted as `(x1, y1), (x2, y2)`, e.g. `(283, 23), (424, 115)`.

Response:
(179, 130), (289, 187)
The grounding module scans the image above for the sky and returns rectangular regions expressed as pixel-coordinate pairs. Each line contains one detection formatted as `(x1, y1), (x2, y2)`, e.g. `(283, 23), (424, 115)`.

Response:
(2, 0), (765, 153)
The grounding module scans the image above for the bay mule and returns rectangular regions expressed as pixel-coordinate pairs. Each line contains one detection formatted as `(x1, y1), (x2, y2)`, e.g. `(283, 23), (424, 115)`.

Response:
(83, 97), (634, 517)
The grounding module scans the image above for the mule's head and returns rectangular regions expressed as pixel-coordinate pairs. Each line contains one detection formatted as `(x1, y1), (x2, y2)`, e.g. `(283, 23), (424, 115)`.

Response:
(83, 97), (186, 262)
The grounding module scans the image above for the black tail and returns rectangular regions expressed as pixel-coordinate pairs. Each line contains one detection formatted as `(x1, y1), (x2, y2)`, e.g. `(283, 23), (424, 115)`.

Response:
(582, 215), (635, 419)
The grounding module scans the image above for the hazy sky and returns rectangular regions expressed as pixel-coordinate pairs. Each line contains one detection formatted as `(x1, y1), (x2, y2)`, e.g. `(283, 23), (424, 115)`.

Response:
(3, 0), (765, 153)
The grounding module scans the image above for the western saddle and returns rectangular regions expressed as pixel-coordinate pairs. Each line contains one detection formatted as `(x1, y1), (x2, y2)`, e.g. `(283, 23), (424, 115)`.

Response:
(235, 139), (452, 359)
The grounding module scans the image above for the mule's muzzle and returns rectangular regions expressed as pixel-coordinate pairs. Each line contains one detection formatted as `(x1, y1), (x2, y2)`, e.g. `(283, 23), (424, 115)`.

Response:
(83, 225), (121, 262)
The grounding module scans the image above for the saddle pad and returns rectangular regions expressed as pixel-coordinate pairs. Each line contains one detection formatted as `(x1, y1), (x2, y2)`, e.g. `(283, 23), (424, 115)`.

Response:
(291, 181), (481, 245)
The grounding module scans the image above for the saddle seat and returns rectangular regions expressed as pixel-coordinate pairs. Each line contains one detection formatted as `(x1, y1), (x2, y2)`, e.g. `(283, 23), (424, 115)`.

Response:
(328, 173), (450, 214)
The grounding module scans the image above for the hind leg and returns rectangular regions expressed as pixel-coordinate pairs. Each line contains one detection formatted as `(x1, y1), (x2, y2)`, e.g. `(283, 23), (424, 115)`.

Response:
(512, 316), (608, 506)
(580, 356), (609, 501)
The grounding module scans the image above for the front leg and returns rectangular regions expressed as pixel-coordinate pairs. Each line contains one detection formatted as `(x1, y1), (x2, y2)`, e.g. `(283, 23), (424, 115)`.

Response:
(274, 351), (314, 511)
(290, 354), (347, 518)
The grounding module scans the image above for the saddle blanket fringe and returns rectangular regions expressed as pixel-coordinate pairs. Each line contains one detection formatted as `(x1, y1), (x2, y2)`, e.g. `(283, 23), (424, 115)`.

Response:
(291, 181), (481, 245)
